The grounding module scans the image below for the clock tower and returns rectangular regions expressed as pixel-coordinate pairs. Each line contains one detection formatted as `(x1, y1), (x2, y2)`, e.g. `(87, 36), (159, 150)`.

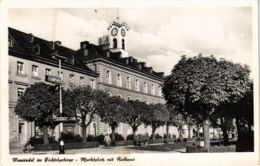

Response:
(107, 21), (129, 57)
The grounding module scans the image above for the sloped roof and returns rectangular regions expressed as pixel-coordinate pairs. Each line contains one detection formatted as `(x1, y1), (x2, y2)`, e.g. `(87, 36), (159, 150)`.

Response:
(76, 42), (165, 80)
(9, 27), (164, 80)
(8, 27), (98, 77)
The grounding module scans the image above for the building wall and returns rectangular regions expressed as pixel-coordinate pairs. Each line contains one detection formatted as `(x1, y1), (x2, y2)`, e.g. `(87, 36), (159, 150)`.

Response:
(85, 60), (166, 138)
(94, 61), (164, 102)
(9, 55), (98, 145)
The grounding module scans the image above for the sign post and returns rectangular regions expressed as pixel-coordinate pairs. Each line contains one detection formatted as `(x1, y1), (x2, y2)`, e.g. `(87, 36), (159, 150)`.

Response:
(46, 58), (65, 154)
(58, 59), (65, 154)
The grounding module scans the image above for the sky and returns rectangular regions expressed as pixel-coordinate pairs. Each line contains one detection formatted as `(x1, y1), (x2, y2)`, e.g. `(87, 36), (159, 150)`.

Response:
(9, 7), (253, 75)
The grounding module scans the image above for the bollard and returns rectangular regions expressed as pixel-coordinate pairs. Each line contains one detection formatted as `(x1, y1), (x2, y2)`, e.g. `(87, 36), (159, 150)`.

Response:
(59, 140), (65, 154)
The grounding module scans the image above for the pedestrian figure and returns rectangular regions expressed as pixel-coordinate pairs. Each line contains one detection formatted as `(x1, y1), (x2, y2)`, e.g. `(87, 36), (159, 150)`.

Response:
(104, 134), (111, 149)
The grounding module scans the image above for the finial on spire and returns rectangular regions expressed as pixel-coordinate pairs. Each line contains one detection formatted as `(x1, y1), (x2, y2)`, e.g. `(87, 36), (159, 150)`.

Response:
(116, 8), (120, 23)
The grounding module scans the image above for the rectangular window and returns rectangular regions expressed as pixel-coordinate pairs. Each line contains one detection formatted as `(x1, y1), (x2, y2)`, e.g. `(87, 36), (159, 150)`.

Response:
(151, 84), (155, 95)
(126, 77), (131, 89)
(32, 65), (38, 77)
(135, 79), (139, 91)
(17, 61), (24, 74)
(80, 77), (85, 86)
(17, 88), (25, 99)
(144, 82), (148, 93)
(45, 68), (51, 76)
(158, 85), (162, 96)
(58, 71), (64, 81)
(9, 39), (13, 47)
(116, 74), (122, 87)
(69, 74), (74, 85)
(90, 79), (96, 89)
(105, 70), (111, 84)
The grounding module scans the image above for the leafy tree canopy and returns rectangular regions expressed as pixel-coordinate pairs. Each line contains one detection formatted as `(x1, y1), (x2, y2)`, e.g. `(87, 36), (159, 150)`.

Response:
(99, 96), (127, 128)
(15, 82), (59, 127)
(143, 103), (169, 127)
(63, 86), (109, 126)
(163, 55), (251, 120)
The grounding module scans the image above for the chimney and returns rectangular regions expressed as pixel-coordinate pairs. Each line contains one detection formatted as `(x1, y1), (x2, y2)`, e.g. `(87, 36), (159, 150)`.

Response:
(28, 33), (34, 43)
(54, 41), (62, 47)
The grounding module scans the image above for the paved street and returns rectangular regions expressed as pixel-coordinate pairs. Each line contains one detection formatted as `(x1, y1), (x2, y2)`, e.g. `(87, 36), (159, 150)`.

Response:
(11, 144), (186, 155)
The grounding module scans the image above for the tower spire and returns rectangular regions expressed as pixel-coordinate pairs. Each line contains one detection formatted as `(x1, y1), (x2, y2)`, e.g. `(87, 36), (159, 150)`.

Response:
(116, 8), (120, 23)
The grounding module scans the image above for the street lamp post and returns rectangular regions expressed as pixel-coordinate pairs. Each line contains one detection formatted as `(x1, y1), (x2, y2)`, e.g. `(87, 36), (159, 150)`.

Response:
(58, 58), (65, 154)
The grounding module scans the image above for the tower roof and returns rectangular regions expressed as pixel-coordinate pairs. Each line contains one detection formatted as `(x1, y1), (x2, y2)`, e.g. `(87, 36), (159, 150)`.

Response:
(108, 21), (129, 31)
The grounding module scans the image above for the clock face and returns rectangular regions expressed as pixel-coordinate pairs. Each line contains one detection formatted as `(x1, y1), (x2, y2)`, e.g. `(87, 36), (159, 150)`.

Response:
(111, 28), (118, 36)
(121, 28), (126, 37)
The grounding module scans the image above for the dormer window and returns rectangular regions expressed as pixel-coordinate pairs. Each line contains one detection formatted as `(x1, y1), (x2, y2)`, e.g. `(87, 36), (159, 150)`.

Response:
(49, 42), (55, 50)
(28, 33), (34, 43)
(70, 56), (75, 65)
(8, 39), (13, 47)
(34, 44), (40, 55)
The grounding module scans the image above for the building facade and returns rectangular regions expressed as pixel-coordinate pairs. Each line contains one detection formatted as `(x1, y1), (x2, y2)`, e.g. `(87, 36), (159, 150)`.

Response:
(8, 20), (182, 147)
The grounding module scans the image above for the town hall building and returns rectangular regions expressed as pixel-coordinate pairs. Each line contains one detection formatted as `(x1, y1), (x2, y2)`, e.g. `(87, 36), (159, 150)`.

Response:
(8, 19), (193, 147)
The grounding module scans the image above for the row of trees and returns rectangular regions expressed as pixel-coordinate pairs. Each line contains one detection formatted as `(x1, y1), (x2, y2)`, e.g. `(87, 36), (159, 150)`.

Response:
(15, 83), (192, 145)
(163, 55), (253, 150)
(15, 55), (253, 151)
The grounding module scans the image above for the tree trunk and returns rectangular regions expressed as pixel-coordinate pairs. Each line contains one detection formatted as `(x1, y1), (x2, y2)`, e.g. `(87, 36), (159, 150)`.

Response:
(188, 126), (191, 139)
(203, 118), (210, 151)
(82, 115), (87, 142)
(166, 123), (169, 139)
(82, 124), (87, 142)
(111, 125), (116, 143)
(196, 124), (201, 138)
(178, 126), (183, 139)
(132, 125), (138, 145)
(42, 125), (49, 144)
(222, 127), (229, 146)
(235, 117), (241, 143)
(151, 125), (157, 140)
(220, 117), (229, 145)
